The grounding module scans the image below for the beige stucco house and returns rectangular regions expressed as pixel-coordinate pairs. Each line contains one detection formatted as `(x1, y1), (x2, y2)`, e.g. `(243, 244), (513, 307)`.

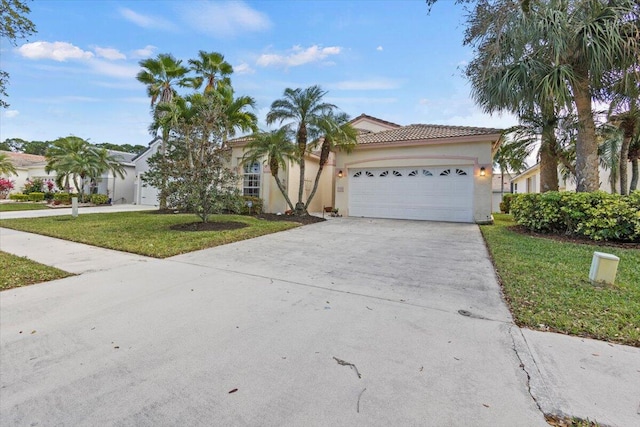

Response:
(0, 151), (56, 195)
(510, 162), (633, 194)
(134, 114), (502, 223)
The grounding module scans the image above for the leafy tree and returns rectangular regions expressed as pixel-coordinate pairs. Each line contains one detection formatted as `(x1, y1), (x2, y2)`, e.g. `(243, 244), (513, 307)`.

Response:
(0, 138), (50, 154)
(188, 50), (233, 94)
(144, 93), (240, 222)
(137, 53), (191, 209)
(94, 142), (146, 155)
(0, 151), (17, 175)
(267, 85), (336, 215)
(306, 111), (357, 210)
(0, 0), (37, 108)
(242, 127), (298, 212)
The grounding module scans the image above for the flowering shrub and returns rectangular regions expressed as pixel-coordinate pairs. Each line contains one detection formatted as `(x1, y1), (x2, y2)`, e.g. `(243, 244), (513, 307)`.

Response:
(23, 178), (44, 194)
(0, 177), (15, 198)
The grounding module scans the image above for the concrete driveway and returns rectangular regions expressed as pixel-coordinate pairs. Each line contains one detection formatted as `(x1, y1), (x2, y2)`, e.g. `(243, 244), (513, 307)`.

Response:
(1, 218), (547, 426)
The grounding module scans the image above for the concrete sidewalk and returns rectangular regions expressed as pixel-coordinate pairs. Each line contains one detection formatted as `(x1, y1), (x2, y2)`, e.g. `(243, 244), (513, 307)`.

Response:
(0, 219), (638, 426)
(0, 203), (156, 220)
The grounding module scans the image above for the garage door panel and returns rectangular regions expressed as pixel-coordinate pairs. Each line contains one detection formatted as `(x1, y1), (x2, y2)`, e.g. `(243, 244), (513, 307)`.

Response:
(348, 167), (473, 222)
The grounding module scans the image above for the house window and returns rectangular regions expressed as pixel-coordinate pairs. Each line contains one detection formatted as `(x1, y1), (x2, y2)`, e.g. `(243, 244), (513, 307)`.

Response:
(243, 162), (261, 197)
(514, 183), (518, 194)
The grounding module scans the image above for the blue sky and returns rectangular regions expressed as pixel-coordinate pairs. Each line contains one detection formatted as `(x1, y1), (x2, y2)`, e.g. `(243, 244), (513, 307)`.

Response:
(1, 0), (517, 147)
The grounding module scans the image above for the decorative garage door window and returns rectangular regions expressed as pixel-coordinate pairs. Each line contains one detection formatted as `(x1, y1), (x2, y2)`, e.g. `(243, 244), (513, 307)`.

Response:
(353, 171), (375, 177)
(440, 168), (467, 176)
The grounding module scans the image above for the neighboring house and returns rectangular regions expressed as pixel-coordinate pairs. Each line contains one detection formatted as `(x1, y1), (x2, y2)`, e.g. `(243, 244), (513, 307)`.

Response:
(133, 114), (502, 223)
(132, 137), (161, 206)
(510, 163), (633, 194)
(0, 149), (135, 203)
(0, 150), (56, 194)
(492, 171), (514, 213)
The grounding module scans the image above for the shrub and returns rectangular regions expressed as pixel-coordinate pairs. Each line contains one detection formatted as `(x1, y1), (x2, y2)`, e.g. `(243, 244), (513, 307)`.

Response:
(500, 193), (517, 213)
(28, 192), (45, 202)
(0, 177), (14, 198)
(511, 191), (640, 242)
(23, 178), (44, 194)
(90, 194), (109, 205)
(53, 193), (72, 204)
(240, 196), (263, 215)
(9, 193), (29, 201)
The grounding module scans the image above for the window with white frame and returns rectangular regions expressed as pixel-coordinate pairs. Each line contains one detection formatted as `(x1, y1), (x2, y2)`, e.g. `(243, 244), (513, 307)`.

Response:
(243, 162), (261, 197)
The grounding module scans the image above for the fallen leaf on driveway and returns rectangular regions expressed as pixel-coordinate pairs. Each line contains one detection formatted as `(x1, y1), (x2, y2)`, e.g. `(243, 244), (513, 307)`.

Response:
(30, 330), (36, 334)
(482, 404), (490, 408)
(228, 388), (238, 394)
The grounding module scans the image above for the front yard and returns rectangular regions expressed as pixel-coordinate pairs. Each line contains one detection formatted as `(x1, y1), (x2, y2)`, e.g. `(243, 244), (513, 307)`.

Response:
(481, 214), (640, 347)
(0, 251), (73, 290)
(0, 211), (301, 258)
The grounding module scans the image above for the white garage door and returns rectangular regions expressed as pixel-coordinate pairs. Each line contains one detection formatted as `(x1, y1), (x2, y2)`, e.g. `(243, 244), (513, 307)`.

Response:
(348, 166), (474, 222)
(138, 179), (159, 206)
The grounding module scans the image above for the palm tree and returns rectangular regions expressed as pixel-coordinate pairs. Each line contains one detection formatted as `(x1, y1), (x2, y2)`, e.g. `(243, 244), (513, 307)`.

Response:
(188, 51), (233, 94)
(464, 0), (638, 192)
(305, 111), (357, 210)
(607, 68), (640, 195)
(0, 152), (17, 176)
(217, 86), (258, 145)
(629, 133), (640, 191)
(493, 136), (531, 199)
(137, 53), (191, 209)
(242, 127), (298, 211)
(597, 123), (622, 193)
(266, 85), (336, 214)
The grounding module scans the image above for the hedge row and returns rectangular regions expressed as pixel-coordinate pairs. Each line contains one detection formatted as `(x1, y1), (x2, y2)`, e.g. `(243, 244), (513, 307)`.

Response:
(510, 191), (640, 242)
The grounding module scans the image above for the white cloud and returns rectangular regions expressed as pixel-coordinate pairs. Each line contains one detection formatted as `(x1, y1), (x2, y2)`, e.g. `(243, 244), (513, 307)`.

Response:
(181, 1), (271, 37)
(234, 62), (255, 74)
(328, 78), (400, 91)
(4, 110), (19, 118)
(119, 8), (176, 30)
(131, 45), (156, 58)
(257, 45), (342, 68)
(95, 47), (126, 60)
(17, 41), (94, 61)
(376, 46), (383, 51)
(87, 60), (139, 79)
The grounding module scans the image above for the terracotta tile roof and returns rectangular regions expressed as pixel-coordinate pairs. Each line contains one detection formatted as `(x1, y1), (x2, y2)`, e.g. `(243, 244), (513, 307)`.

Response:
(0, 150), (47, 167)
(357, 124), (503, 145)
(349, 113), (401, 129)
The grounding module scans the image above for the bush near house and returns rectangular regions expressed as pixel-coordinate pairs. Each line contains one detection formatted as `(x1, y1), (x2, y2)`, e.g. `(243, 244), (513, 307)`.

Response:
(22, 178), (44, 194)
(240, 196), (263, 215)
(511, 191), (640, 242)
(53, 192), (71, 204)
(500, 193), (516, 213)
(27, 192), (45, 202)
(9, 193), (29, 201)
(90, 194), (109, 205)
(0, 177), (14, 199)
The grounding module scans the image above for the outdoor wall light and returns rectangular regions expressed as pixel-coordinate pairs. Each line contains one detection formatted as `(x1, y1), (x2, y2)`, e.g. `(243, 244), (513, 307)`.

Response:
(480, 167), (486, 176)
(338, 170), (343, 178)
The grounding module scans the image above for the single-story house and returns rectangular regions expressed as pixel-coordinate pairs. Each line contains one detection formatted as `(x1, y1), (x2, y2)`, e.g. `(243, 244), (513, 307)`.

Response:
(133, 114), (502, 223)
(0, 149), (136, 203)
(510, 162), (633, 194)
(0, 151), (56, 194)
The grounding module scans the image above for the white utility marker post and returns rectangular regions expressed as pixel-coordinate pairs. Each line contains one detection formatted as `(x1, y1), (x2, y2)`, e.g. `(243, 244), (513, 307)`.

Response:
(71, 196), (78, 218)
(589, 251), (620, 285)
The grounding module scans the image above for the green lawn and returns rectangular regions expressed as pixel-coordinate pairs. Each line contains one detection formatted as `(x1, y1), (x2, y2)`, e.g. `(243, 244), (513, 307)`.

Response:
(481, 214), (640, 347)
(0, 202), (49, 212)
(0, 251), (73, 290)
(0, 211), (300, 258)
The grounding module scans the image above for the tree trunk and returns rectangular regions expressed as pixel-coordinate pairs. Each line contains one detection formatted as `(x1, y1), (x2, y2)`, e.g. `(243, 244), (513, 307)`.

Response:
(272, 173), (295, 212)
(159, 128), (169, 210)
(500, 167), (505, 200)
(539, 128), (559, 193)
(619, 125), (632, 195)
(630, 158), (639, 191)
(295, 125), (307, 215)
(572, 76), (599, 192)
(305, 139), (331, 211)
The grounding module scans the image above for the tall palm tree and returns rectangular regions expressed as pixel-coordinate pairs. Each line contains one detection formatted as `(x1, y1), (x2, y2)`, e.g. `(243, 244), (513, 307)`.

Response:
(493, 136), (531, 199)
(464, 0), (639, 192)
(305, 111), (357, 210)
(0, 152), (17, 176)
(242, 127), (298, 211)
(266, 85), (336, 214)
(188, 51), (233, 94)
(137, 53), (191, 209)
(597, 123), (622, 193)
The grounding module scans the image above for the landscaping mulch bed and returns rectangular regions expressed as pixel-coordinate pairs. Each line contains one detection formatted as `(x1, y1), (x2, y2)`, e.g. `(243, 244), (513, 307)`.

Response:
(508, 225), (640, 250)
(255, 213), (326, 225)
(170, 221), (248, 232)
